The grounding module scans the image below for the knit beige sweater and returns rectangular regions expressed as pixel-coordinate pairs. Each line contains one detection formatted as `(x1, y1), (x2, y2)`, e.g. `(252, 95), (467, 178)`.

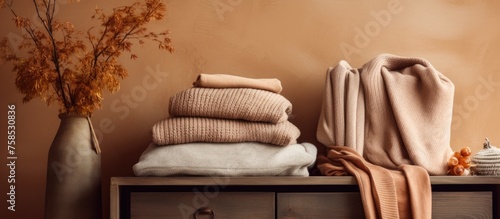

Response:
(152, 117), (300, 146)
(317, 54), (455, 175)
(169, 87), (292, 123)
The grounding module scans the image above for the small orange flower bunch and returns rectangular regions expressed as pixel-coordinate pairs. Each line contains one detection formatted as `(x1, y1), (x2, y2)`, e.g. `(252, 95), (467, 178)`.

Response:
(447, 147), (472, 176)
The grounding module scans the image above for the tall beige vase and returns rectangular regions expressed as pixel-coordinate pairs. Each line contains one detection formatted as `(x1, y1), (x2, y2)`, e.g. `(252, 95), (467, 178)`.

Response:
(44, 114), (101, 219)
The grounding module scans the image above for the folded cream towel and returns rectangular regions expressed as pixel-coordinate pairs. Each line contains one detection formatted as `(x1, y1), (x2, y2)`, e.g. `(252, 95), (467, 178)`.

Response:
(152, 117), (300, 146)
(193, 73), (283, 93)
(317, 146), (431, 219)
(169, 87), (292, 123)
(317, 53), (455, 175)
(133, 142), (317, 176)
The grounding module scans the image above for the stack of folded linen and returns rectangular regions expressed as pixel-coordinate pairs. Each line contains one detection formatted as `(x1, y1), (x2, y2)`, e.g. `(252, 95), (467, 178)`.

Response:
(133, 74), (317, 177)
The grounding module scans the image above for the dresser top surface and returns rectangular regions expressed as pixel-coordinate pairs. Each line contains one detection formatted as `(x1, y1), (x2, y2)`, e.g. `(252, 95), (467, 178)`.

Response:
(111, 176), (500, 186)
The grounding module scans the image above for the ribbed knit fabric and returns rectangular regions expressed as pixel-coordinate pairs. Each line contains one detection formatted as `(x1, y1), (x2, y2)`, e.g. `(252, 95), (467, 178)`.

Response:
(472, 144), (500, 175)
(133, 142), (317, 177)
(169, 87), (292, 123)
(152, 117), (300, 146)
(193, 73), (283, 93)
(317, 53), (455, 175)
(317, 146), (431, 219)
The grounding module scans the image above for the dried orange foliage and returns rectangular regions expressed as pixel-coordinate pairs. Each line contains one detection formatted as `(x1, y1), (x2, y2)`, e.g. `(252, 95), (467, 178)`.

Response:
(0, 0), (173, 116)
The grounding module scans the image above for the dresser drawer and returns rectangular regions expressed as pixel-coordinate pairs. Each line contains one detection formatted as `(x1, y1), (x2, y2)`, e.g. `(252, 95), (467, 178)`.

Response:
(277, 192), (493, 219)
(130, 192), (275, 219)
(277, 193), (365, 219)
(432, 191), (492, 218)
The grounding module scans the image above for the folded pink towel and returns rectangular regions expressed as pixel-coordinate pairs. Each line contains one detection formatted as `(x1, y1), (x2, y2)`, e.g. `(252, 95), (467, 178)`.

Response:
(152, 117), (300, 146)
(193, 73), (283, 93)
(169, 88), (292, 123)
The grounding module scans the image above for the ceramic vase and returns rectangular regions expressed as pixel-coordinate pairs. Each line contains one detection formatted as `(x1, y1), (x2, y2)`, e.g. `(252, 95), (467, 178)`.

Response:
(44, 114), (101, 219)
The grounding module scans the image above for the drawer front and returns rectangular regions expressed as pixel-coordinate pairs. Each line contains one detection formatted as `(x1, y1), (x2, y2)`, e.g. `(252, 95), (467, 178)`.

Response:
(278, 193), (365, 219)
(131, 192), (275, 219)
(433, 191), (492, 219)
(277, 192), (493, 219)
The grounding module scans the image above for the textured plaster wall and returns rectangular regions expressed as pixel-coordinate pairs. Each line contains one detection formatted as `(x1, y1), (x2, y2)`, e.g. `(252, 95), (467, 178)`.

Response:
(0, 0), (499, 218)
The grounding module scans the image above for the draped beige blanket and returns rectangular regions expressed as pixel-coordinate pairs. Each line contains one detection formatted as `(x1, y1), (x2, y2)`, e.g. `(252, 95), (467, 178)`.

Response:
(318, 146), (432, 219)
(152, 117), (300, 146)
(169, 87), (292, 123)
(193, 73), (283, 93)
(317, 54), (455, 175)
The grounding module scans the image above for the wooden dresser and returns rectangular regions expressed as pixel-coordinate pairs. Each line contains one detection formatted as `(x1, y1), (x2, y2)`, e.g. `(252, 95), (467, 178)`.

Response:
(110, 176), (500, 219)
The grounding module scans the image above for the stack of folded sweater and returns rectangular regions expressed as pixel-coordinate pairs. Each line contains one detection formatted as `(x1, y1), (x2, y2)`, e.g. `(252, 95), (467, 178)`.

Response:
(133, 74), (317, 177)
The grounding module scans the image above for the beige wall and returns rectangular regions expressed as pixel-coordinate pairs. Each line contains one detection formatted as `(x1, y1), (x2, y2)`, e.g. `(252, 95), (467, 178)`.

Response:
(1, 0), (499, 218)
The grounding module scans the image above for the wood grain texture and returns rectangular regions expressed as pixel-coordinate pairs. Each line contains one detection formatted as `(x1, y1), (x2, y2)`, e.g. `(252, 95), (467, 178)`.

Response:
(130, 192), (274, 219)
(111, 176), (500, 219)
(432, 192), (492, 219)
(277, 192), (492, 219)
(111, 176), (500, 186)
(110, 182), (119, 219)
(277, 193), (365, 219)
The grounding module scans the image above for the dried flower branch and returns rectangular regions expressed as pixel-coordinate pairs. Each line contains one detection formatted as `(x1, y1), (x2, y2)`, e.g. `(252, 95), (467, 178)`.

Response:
(0, 0), (173, 116)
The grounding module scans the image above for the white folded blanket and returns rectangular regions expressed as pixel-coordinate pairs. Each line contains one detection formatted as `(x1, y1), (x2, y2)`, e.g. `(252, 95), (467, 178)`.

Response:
(133, 142), (317, 176)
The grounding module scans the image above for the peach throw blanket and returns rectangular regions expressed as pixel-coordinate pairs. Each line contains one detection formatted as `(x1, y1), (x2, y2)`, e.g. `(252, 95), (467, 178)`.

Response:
(317, 54), (455, 175)
(318, 146), (432, 219)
